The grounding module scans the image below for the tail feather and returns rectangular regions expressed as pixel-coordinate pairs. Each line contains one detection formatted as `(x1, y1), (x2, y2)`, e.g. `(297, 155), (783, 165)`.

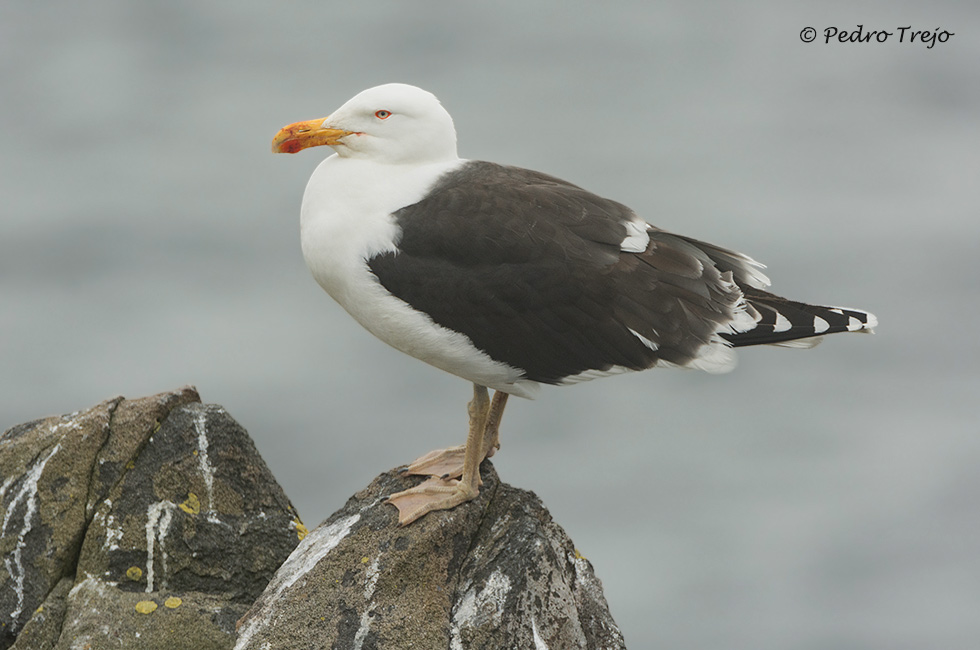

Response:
(721, 287), (877, 348)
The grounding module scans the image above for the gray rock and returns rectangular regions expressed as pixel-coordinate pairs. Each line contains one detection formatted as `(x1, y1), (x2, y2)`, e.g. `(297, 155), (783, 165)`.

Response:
(1, 388), (303, 650)
(6, 577), (72, 650)
(236, 462), (627, 650)
(3, 389), (626, 649)
(2, 394), (124, 648)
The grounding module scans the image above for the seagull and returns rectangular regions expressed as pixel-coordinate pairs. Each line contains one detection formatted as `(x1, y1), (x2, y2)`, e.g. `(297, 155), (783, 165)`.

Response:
(271, 83), (877, 526)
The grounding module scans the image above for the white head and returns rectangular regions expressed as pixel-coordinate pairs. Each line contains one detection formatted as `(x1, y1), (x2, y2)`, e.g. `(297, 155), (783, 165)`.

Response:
(272, 83), (458, 165)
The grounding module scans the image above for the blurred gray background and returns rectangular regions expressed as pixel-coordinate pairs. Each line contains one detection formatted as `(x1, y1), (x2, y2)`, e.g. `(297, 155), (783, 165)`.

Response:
(2, 1), (978, 648)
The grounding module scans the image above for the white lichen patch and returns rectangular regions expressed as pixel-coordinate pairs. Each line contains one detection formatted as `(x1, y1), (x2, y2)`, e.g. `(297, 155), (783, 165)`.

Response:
(67, 574), (119, 612)
(68, 575), (107, 598)
(104, 514), (124, 550)
(145, 501), (177, 592)
(569, 551), (608, 608)
(532, 615), (550, 650)
(48, 416), (84, 437)
(352, 609), (373, 649)
(94, 501), (124, 551)
(2, 442), (61, 628)
(363, 553), (381, 600)
(66, 576), (122, 649)
(352, 553), (383, 650)
(0, 474), (18, 502)
(69, 634), (94, 650)
(191, 408), (221, 523)
(450, 569), (513, 649)
(233, 509), (364, 650)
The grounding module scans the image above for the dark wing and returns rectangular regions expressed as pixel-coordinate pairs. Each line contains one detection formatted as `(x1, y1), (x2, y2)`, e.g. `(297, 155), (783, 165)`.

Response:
(367, 161), (746, 384)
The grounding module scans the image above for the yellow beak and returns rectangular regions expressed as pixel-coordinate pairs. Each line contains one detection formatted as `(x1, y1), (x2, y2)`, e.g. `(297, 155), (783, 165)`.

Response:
(271, 117), (353, 154)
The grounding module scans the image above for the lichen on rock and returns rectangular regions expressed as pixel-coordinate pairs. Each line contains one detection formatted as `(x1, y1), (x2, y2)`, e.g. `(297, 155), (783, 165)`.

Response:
(1, 388), (302, 650)
(236, 462), (627, 650)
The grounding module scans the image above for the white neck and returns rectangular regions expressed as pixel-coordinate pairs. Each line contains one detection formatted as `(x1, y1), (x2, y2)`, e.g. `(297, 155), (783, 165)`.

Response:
(299, 154), (465, 304)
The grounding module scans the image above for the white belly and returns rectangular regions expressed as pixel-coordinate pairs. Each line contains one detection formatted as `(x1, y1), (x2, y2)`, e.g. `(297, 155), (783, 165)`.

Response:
(299, 155), (538, 399)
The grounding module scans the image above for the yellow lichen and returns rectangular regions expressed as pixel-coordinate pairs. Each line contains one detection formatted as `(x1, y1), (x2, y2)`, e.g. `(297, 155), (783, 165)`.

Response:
(293, 518), (308, 541)
(573, 548), (587, 560)
(164, 597), (182, 609)
(126, 566), (143, 581)
(360, 556), (370, 564)
(179, 493), (200, 515)
(135, 600), (158, 614)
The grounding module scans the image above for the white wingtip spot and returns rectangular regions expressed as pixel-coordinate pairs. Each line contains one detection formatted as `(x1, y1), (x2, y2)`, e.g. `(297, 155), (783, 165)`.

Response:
(813, 316), (830, 334)
(725, 298), (758, 335)
(774, 312), (792, 333)
(832, 306), (877, 331)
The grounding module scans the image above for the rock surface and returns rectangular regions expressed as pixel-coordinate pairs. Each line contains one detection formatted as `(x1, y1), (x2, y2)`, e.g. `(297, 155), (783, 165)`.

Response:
(236, 462), (627, 650)
(0, 388), (303, 650)
(2, 389), (626, 649)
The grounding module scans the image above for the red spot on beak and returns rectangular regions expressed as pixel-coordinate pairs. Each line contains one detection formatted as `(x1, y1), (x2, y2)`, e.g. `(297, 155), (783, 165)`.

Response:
(278, 139), (304, 154)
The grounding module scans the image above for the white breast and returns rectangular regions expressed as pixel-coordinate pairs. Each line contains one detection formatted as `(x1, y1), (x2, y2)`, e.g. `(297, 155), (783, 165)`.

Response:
(300, 155), (538, 399)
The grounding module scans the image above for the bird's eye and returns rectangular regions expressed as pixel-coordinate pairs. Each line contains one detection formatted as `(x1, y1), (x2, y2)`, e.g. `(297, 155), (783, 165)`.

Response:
(375, 110), (391, 120)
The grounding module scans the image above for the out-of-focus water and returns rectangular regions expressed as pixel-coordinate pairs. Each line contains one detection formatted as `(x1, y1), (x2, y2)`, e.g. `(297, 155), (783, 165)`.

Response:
(2, 2), (979, 647)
